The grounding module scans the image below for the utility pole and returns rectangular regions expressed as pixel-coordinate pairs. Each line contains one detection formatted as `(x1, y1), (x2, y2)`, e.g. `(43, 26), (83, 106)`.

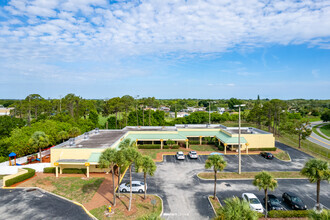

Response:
(135, 95), (139, 126)
(59, 95), (62, 113)
(209, 101), (215, 125)
(234, 104), (245, 174)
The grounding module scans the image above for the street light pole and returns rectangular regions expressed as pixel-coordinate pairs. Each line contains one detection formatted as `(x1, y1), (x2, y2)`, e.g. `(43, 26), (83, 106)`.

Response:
(209, 101), (211, 125)
(234, 104), (245, 174)
(135, 95), (139, 126)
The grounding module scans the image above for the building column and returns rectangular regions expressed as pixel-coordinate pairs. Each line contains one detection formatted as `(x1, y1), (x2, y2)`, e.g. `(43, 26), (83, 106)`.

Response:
(160, 139), (163, 149)
(85, 162), (90, 178)
(199, 136), (202, 145)
(136, 139), (138, 147)
(224, 143), (227, 155)
(54, 162), (59, 177)
(246, 143), (249, 154)
(218, 139), (220, 147)
(185, 139), (189, 149)
(152, 141), (154, 145)
(59, 166), (62, 174)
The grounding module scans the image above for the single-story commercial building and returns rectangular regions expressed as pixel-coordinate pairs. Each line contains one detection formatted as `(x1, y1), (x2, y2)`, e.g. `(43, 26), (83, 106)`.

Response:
(50, 124), (275, 177)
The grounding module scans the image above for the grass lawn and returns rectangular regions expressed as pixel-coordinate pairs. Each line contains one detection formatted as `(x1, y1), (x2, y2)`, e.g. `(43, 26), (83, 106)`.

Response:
(305, 116), (321, 122)
(276, 132), (330, 161)
(190, 145), (219, 151)
(198, 171), (305, 179)
(208, 195), (221, 212)
(90, 194), (162, 220)
(320, 124), (330, 138)
(312, 123), (330, 141)
(274, 151), (290, 161)
(20, 176), (104, 204)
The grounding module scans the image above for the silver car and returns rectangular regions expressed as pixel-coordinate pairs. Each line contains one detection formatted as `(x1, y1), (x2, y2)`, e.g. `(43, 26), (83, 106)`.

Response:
(176, 151), (185, 160)
(188, 151), (198, 159)
(119, 181), (147, 193)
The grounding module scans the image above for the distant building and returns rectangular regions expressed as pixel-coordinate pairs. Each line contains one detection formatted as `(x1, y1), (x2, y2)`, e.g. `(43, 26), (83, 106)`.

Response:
(186, 107), (206, 112)
(169, 112), (190, 118)
(0, 107), (14, 116)
(217, 107), (225, 114)
(160, 106), (170, 112)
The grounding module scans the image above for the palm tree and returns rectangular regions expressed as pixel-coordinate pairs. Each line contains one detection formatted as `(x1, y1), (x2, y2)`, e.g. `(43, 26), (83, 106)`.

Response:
(115, 149), (128, 198)
(123, 147), (142, 211)
(253, 171), (278, 217)
(119, 138), (136, 149)
(99, 148), (118, 206)
(205, 155), (227, 198)
(301, 159), (330, 210)
(29, 131), (49, 163)
(136, 155), (157, 199)
(215, 196), (258, 220)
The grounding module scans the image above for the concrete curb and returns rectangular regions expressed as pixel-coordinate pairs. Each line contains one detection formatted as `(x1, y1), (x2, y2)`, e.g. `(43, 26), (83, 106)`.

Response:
(208, 195), (222, 216)
(196, 172), (307, 181)
(154, 194), (164, 217)
(1, 186), (97, 220)
(275, 151), (292, 162)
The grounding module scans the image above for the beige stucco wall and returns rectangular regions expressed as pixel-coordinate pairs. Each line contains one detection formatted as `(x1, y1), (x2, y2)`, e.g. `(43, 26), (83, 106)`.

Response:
(241, 134), (275, 149)
(3, 168), (28, 186)
(51, 148), (105, 166)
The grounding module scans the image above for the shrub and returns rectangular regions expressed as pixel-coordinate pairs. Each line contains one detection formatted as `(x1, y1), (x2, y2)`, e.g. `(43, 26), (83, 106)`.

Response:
(249, 147), (277, 151)
(163, 145), (180, 149)
(43, 167), (56, 173)
(62, 168), (87, 174)
(268, 210), (311, 218)
(189, 141), (200, 145)
(5, 168), (35, 186)
(137, 145), (161, 149)
(218, 145), (224, 151)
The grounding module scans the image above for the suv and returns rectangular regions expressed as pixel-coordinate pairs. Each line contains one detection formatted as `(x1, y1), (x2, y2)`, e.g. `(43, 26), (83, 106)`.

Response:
(119, 181), (147, 193)
(176, 151), (185, 160)
(264, 194), (284, 211)
(282, 192), (307, 210)
(242, 193), (264, 213)
(260, 152), (274, 160)
(188, 151), (198, 159)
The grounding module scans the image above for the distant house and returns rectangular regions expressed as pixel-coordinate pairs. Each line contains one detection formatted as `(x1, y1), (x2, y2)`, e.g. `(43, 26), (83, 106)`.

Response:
(144, 107), (157, 111)
(217, 107), (225, 114)
(186, 107), (206, 112)
(169, 112), (190, 118)
(160, 106), (171, 112)
(0, 107), (14, 116)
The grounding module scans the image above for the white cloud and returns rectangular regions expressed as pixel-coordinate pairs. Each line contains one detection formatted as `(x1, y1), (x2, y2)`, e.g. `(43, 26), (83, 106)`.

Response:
(0, 0), (330, 80)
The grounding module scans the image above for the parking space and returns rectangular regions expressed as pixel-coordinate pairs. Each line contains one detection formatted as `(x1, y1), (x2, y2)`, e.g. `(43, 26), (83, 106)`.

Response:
(210, 179), (330, 211)
(120, 143), (323, 219)
(0, 188), (92, 220)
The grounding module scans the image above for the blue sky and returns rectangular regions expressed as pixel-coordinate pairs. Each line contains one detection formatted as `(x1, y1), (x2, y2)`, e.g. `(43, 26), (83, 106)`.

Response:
(0, 0), (329, 99)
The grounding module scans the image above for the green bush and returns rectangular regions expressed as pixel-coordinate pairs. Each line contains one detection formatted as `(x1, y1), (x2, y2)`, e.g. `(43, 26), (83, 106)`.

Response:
(5, 168), (35, 186)
(137, 145), (161, 149)
(268, 210), (311, 218)
(218, 145), (224, 151)
(43, 167), (56, 173)
(188, 141), (200, 145)
(163, 145), (180, 149)
(62, 168), (87, 174)
(249, 147), (277, 151)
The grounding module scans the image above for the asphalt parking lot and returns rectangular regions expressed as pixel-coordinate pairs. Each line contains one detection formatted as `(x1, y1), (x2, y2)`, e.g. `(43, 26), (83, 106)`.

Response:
(0, 188), (92, 220)
(121, 142), (328, 220)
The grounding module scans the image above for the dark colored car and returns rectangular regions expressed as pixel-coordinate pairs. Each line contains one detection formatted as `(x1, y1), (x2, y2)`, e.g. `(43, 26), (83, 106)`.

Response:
(282, 192), (307, 210)
(260, 152), (274, 159)
(263, 194), (284, 211)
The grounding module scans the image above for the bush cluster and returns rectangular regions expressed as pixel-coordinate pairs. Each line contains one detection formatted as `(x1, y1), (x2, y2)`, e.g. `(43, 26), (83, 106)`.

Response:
(43, 167), (56, 173)
(63, 168), (87, 174)
(137, 144), (180, 149)
(249, 147), (277, 151)
(268, 210), (311, 218)
(163, 145), (180, 149)
(5, 168), (35, 186)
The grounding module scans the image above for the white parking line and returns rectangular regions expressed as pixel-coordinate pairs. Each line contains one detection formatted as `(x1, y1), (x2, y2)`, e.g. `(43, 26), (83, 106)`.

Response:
(306, 195), (329, 209)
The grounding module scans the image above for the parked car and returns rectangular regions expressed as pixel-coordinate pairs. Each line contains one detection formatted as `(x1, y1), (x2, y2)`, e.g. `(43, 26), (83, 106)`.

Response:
(260, 152), (274, 159)
(119, 181), (147, 193)
(176, 151), (185, 160)
(263, 194), (284, 211)
(242, 193), (264, 213)
(188, 151), (198, 159)
(282, 192), (307, 210)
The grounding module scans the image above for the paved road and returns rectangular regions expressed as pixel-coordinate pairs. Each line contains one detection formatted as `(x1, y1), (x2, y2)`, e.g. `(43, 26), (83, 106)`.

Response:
(0, 188), (92, 220)
(307, 121), (330, 149)
(121, 143), (319, 220)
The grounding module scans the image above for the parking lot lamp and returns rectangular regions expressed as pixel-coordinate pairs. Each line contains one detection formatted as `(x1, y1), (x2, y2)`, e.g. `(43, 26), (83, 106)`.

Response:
(135, 95), (139, 126)
(234, 104), (246, 174)
(208, 101), (215, 125)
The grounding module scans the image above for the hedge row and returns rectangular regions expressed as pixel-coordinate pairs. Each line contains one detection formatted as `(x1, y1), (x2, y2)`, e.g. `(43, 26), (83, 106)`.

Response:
(43, 167), (86, 174)
(249, 147), (277, 151)
(268, 210), (311, 218)
(5, 168), (35, 187)
(137, 145), (180, 149)
(189, 141), (216, 145)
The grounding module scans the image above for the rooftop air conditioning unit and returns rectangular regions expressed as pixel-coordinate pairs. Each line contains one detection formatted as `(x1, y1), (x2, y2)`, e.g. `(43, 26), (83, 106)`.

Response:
(95, 128), (99, 134)
(69, 138), (75, 146)
(84, 132), (89, 140)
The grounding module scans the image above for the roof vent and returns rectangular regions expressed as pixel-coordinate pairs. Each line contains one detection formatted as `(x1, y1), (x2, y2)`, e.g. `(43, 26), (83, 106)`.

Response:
(84, 132), (89, 140)
(69, 138), (75, 146)
(95, 128), (99, 134)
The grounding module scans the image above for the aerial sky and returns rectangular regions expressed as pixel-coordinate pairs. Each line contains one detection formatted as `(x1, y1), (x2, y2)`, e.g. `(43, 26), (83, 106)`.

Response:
(0, 0), (329, 99)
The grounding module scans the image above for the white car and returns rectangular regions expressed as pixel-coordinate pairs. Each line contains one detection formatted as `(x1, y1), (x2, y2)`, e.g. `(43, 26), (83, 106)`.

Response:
(176, 151), (185, 160)
(119, 181), (147, 193)
(242, 193), (264, 213)
(188, 151), (198, 159)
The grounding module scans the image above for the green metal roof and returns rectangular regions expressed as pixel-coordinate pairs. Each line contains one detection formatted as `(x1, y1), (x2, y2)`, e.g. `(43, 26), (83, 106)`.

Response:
(88, 152), (102, 163)
(126, 132), (187, 141)
(179, 130), (246, 144)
